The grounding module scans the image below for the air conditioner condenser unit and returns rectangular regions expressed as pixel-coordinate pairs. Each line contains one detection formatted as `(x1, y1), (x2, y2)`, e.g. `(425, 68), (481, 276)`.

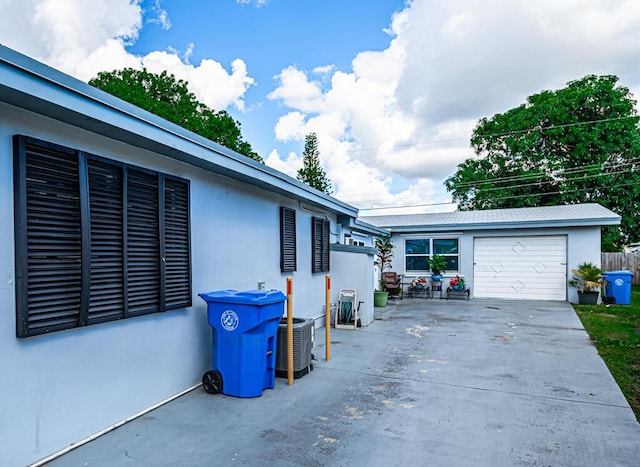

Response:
(275, 317), (314, 379)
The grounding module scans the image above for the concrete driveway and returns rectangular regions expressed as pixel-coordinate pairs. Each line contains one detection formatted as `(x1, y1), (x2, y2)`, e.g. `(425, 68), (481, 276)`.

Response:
(48, 298), (640, 466)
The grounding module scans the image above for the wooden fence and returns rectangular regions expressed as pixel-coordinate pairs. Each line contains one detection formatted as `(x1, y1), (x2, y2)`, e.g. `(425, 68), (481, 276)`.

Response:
(601, 252), (640, 286)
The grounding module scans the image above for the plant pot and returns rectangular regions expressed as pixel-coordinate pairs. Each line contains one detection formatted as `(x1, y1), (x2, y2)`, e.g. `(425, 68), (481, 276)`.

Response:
(374, 291), (389, 307)
(431, 275), (442, 281)
(577, 290), (599, 305)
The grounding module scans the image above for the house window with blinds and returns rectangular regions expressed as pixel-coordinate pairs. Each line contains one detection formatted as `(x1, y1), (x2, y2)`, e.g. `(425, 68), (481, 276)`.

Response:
(280, 207), (296, 272)
(311, 217), (330, 273)
(13, 135), (192, 338)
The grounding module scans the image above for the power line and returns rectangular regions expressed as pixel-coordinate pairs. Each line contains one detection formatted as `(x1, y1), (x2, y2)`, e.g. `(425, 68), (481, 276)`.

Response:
(473, 115), (639, 140)
(353, 158), (640, 206)
(339, 114), (640, 209)
(334, 116), (640, 204)
(462, 179), (639, 206)
(452, 155), (640, 189)
(357, 168), (640, 211)
(340, 114), (639, 156)
(452, 159), (640, 191)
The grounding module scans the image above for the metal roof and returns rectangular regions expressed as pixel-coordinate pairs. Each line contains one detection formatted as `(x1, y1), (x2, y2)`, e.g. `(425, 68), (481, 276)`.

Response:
(0, 45), (358, 218)
(360, 203), (621, 233)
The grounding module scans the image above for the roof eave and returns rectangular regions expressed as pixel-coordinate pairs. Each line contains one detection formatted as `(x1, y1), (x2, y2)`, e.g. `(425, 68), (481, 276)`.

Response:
(387, 217), (621, 233)
(0, 45), (358, 218)
(337, 216), (389, 236)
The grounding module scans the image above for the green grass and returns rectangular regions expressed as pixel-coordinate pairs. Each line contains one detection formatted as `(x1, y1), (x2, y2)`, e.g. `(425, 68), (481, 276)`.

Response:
(574, 286), (640, 421)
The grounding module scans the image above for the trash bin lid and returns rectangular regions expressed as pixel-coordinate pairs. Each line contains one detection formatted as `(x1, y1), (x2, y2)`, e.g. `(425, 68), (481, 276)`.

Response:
(603, 270), (634, 276)
(199, 289), (287, 305)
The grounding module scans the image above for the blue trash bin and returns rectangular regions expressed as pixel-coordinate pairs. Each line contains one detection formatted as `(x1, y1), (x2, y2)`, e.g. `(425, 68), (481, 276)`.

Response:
(602, 271), (634, 305)
(199, 289), (286, 397)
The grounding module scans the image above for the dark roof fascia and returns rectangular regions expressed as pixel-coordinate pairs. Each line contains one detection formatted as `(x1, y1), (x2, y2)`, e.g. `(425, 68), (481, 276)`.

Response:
(0, 45), (357, 218)
(330, 243), (377, 255)
(386, 216), (621, 233)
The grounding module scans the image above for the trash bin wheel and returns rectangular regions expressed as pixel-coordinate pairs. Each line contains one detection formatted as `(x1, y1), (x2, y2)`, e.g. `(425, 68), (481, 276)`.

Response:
(202, 370), (223, 394)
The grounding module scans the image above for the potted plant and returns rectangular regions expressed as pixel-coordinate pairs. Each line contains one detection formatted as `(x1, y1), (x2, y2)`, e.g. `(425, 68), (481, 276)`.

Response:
(449, 275), (465, 290)
(411, 276), (427, 289)
(374, 234), (394, 307)
(568, 262), (605, 305)
(430, 254), (447, 281)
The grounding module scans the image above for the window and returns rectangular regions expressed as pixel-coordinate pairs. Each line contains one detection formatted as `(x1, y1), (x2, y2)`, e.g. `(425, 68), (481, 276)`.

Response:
(280, 207), (296, 272)
(405, 238), (459, 272)
(311, 217), (330, 273)
(13, 135), (191, 338)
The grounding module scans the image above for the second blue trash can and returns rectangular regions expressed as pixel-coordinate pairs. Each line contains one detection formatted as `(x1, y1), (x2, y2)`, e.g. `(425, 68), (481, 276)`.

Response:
(199, 289), (286, 397)
(602, 271), (634, 305)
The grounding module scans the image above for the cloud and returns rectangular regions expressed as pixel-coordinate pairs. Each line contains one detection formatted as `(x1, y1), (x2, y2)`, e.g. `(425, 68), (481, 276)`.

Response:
(312, 64), (335, 75)
(75, 39), (142, 81)
(140, 51), (254, 111)
(0, 0), (142, 74)
(397, 0), (640, 126)
(0, 0), (254, 111)
(267, 66), (324, 113)
(236, 0), (270, 7)
(264, 149), (302, 178)
(3, 0), (640, 215)
(265, 0), (640, 213)
(146, 0), (171, 30)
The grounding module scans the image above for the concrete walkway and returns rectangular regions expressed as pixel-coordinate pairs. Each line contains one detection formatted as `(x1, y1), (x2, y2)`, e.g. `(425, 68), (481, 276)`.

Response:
(48, 298), (640, 466)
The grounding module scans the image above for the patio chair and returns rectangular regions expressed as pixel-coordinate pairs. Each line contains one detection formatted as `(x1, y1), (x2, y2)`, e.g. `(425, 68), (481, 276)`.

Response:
(382, 272), (402, 299)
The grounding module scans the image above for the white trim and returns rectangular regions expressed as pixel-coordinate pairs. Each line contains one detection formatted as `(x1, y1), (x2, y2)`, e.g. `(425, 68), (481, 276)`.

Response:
(30, 384), (201, 467)
(473, 235), (567, 300)
(403, 236), (462, 275)
(400, 232), (463, 238)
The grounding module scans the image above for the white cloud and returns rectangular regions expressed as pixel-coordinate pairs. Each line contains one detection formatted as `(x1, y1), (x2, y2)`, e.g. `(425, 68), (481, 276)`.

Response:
(141, 51), (254, 111)
(0, 0), (142, 75)
(267, 66), (324, 113)
(236, 0), (270, 7)
(273, 111), (308, 142)
(0, 0), (254, 111)
(265, 0), (640, 213)
(146, 0), (171, 30)
(264, 150), (302, 178)
(397, 0), (640, 125)
(75, 39), (142, 81)
(3, 0), (640, 214)
(312, 64), (335, 75)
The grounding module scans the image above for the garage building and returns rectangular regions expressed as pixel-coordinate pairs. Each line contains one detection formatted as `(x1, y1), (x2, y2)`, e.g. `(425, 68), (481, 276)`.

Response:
(361, 203), (620, 303)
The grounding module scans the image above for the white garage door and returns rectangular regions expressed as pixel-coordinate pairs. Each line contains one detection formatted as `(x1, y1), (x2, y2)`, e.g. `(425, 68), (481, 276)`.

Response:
(474, 236), (567, 300)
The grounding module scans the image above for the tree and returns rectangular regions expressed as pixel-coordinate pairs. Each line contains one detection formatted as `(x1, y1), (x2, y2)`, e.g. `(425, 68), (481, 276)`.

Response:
(297, 133), (332, 194)
(444, 75), (640, 250)
(89, 68), (262, 162)
(374, 233), (394, 289)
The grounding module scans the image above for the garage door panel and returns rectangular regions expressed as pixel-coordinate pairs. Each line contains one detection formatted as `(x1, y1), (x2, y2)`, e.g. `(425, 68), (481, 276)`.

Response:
(474, 236), (566, 300)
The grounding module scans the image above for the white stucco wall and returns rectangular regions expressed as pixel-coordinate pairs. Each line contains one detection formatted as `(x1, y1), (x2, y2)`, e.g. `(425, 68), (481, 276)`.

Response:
(0, 103), (357, 466)
(329, 246), (376, 326)
(390, 225), (602, 303)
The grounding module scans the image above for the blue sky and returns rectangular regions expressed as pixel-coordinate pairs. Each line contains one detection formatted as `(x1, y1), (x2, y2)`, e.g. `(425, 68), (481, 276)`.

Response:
(128, 0), (406, 158)
(2, 0), (640, 213)
(133, 1), (401, 76)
